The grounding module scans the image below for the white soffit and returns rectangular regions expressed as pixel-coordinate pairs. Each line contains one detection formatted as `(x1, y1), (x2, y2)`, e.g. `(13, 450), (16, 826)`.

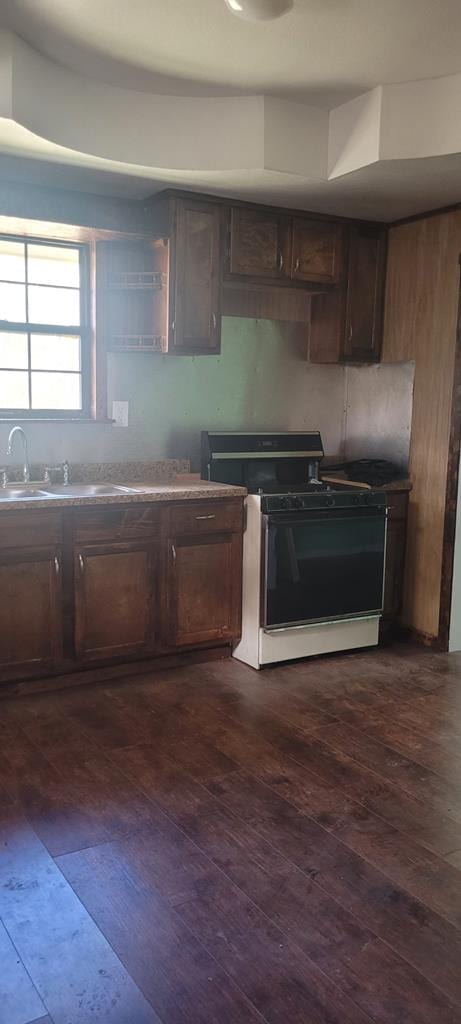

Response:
(1, 29), (461, 218)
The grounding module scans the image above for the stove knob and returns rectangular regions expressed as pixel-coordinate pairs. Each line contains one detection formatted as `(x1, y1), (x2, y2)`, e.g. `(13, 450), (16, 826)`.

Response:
(292, 496), (303, 508)
(353, 494), (361, 505)
(325, 497), (335, 507)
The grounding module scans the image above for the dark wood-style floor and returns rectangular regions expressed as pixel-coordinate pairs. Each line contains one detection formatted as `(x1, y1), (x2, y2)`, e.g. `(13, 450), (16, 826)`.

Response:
(2, 645), (461, 1024)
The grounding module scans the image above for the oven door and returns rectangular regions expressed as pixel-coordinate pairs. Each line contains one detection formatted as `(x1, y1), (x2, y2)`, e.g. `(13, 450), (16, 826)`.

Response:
(263, 506), (386, 629)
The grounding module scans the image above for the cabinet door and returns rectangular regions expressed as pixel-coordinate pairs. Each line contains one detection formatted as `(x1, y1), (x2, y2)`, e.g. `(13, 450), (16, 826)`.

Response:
(167, 531), (242, 647)
(0, 546), (62, 680)
(344, 226), (386, 362)
(74, 541), (157, 662)
(291, 218), (343, 284)
(228, 207), (289, 280)
(170, 199), (221, 354)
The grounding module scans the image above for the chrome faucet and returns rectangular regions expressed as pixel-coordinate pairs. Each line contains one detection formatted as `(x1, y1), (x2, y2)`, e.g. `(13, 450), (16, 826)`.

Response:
(6, 426), (30, 483)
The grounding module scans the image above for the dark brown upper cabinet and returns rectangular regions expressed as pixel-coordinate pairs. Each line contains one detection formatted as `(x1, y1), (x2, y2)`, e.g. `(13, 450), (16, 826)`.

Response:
(226, 205), (342, 288)
(227, 207), (289, 281)
(148, 194), (222, 355)
(170, 198), (222, 354)
(309, 224), (387, 364)
(343, 225), (387, 362)
(290, 218), (343, 284)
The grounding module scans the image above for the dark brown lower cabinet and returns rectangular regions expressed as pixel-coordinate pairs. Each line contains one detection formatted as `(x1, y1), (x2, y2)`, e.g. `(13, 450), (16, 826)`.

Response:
(74, 541), (158, 663)
(0, 546), (63, 678)
(166, 530), (243, 647)
(0, 498), (244, 684)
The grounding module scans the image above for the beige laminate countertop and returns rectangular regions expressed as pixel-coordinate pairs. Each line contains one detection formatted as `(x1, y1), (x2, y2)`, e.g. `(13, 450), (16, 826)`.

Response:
(0, 479), (247, 513)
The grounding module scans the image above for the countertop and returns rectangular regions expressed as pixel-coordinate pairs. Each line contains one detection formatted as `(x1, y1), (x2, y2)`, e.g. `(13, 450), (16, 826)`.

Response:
(322, 474), (412, 492)
(0, 479), (247, 512)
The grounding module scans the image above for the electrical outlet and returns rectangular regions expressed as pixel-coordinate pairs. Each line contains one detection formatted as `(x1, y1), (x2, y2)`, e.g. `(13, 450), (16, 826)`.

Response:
(112, 400), (129, 427)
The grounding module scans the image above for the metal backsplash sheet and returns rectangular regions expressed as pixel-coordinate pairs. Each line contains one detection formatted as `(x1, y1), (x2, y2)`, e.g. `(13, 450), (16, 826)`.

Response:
(344, 362), (415, 471)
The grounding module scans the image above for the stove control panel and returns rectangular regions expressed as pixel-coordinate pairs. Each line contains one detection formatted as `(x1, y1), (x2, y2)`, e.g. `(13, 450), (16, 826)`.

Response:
(261, 490), (387, 514)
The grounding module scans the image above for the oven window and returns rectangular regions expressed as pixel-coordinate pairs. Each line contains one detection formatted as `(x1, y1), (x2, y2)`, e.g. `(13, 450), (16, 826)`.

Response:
(265, 512), (386, 628)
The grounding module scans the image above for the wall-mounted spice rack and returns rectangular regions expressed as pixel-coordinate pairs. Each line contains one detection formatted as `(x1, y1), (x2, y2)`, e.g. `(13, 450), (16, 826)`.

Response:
(109, 334), (165, 353)
(108, 271), (166, 290)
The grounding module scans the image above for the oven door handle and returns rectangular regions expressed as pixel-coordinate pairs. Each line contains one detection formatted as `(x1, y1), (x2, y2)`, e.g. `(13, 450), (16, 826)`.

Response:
(265, 509), (387, 527)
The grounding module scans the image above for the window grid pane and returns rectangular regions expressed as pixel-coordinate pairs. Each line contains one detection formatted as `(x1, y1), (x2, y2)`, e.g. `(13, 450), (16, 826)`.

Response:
(0, 238), (85, 413)
(31, 371), (82, 410)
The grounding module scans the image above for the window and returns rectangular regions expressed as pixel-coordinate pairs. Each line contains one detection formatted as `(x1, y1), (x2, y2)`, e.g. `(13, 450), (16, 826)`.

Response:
(0, 236), (90, 417)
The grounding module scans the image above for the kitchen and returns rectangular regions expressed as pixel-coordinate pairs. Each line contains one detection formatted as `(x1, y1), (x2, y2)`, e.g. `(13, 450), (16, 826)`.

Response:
(1, 3), (461, 1024)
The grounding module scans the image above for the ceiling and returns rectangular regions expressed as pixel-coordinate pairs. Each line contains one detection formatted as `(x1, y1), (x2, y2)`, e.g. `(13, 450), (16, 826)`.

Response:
(3, 0), (461, 106)
(0, 1), (461, 219)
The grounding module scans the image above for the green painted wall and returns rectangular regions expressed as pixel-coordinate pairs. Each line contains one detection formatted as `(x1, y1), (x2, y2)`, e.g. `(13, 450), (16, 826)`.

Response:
(0, 318), (346, 468)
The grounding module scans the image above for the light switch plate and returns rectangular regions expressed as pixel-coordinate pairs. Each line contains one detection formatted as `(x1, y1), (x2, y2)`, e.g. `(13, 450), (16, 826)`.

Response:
(112, 400), (129, 427)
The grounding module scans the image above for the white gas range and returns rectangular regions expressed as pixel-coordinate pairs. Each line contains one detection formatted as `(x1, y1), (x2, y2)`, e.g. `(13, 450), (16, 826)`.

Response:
(201, 431), (387, 669)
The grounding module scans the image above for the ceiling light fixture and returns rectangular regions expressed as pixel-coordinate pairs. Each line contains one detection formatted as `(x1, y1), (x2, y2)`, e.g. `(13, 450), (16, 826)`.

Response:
(224, 0), (294, 21)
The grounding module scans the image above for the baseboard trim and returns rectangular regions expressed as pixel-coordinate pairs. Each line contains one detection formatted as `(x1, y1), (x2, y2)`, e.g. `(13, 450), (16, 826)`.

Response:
(0, 644), (232, 700)
(395, 624), (446, 650)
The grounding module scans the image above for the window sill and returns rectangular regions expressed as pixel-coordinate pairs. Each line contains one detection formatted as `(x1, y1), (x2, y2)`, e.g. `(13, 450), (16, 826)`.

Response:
(0, 417), (115, 424)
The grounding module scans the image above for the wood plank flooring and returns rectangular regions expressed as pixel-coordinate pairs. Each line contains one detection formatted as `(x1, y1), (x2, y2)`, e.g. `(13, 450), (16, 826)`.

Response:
(2, 643), (461, 1023)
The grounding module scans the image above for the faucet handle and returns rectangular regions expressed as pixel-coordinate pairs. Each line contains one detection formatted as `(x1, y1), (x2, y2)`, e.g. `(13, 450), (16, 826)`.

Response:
(44, 464), (67, 485)
(0, 468), (8, 488)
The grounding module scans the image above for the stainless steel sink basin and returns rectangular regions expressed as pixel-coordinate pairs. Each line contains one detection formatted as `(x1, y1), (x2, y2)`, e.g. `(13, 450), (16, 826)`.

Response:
(0, 487), (49, 500)
(42, 483), (137, 497)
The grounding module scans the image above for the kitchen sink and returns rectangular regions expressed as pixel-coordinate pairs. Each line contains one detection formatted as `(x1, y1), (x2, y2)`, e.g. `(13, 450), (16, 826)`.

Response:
(42, 483), (138, 497)
(0, 483), (139, 501)
(0, 487), (49, 500)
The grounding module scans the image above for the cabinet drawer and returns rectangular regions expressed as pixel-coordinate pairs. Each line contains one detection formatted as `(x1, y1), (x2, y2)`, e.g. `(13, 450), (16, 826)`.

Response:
(73, 504), (160, 541)
(169, 500), (243, 536)
(386, 492), (409, 521)
(0, 510), (63, 550)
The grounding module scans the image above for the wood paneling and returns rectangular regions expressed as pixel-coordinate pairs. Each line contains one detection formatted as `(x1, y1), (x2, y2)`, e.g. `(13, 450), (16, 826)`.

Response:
(382, 212), (461, 637)
(221, 280), (310, 322)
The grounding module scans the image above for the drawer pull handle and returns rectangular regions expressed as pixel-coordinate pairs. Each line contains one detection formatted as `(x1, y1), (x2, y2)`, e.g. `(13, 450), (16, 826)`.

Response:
(195, 514), (216, 520)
